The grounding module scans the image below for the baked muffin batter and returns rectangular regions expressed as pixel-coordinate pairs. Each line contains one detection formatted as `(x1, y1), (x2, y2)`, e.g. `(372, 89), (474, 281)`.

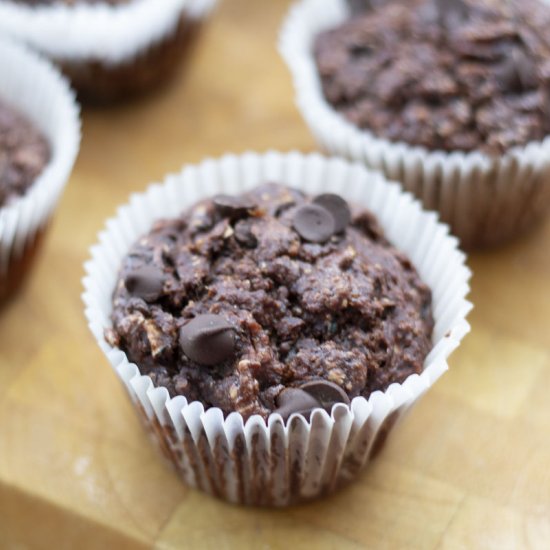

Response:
(0, 99), (49, 208)
(315, 0), (550, 154)
(107, 184), (434, 420)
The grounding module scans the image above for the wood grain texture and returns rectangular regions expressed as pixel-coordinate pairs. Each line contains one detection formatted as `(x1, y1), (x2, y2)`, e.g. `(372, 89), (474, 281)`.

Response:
(0, 1), (549, 548)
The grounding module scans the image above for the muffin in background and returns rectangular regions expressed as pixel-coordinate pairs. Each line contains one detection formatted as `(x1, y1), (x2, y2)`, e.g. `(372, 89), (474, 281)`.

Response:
(83, 152), (471, 506)
(0, 0), (217, 104)
(0, 38), (80, 305)
(280, 0), (550, 249)
(0, 100), (50, 208)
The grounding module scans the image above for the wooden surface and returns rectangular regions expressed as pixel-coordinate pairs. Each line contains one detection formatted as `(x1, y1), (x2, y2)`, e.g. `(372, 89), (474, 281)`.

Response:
(1, 1), (550, 548)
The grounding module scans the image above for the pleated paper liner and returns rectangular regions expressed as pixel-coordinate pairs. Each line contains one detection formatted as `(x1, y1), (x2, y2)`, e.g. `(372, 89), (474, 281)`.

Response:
(279, 0), (550, 249)
(0, 0), (217, 103)
(0, 38), (80, 304)
(83, 151), (472, 506)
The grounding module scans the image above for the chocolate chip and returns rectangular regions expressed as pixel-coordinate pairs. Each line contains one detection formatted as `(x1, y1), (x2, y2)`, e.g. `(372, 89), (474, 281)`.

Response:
(517, 63), (538, 91)
(124, 265), (165, 302)
(213, 194), (256, 218)
(300, 380), (351, 409)
(496, 48), (538, 93)
(179, 314), (236, 366)
(496, 61), (519, 92)
(313, 193), (351, 233)
(189, 205), (215, 232)
(273, 388), (321, 421)
(234, 219), (258, 248)
(292, 204), (336, 243)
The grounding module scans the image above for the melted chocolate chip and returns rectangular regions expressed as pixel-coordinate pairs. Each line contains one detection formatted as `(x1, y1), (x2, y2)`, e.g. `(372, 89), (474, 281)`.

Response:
(273, 388), (320, 421)
(179, 314), (235, 366)
(124, 265), (165, 302)
(313, 193), (351, 233)
(300, 380), (351, 409)
(213, 194), (256, 218)
(234, 219), (258, 248)
(496, 48), (538, 93)
(292, 203), (336, 243)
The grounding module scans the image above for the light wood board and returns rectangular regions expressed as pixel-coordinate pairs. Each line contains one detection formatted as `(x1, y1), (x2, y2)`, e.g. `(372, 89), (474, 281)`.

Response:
(1, 1), (549, 548)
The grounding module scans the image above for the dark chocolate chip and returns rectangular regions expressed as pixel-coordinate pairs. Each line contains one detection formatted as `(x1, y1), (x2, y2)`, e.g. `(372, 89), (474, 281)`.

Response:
(496, 48), (537, 93)
(189, 205), (215, 232)
(124, 265), (165, 302)
(234, 219), (258, 248)
(313, 193), (351, 233)
(179, 314), (235, 366)
(300, 380), (351, 410)
(273, 388), (321, 421)
(213, 194), (256, 218)
(292, 203), (336, 243)
(517, 61), (538, 91)
(495, 61), (519, 92)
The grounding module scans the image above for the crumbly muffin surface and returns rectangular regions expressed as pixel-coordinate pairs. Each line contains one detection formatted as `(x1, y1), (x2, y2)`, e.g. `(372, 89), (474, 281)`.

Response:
(107, 183), (434, 420)
(0, 99), (50, 208)
(315, 0), (550, 154)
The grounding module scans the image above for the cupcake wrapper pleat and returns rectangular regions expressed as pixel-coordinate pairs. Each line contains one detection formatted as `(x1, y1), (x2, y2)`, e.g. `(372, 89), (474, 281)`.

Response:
(279, 0), (550, 249)
(0, 0), (216, 64)
(83, 152), (471, 506)
(0, 38), (80, 276)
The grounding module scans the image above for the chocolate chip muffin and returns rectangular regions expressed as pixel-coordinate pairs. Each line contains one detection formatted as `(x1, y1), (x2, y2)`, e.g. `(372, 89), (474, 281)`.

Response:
(0, 0), (212, 104)
(106, 183), (434, 421)
(315, 0), (550, 154)
(0, 37), (80, 307)
(0, 98), (50, 208)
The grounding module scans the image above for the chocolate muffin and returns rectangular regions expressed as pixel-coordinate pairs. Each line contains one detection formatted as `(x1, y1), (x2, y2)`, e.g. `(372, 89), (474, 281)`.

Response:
(0, 98), (50, 208)
(0, 95), (52, 306)
(61, 17), (200, 104)
(315, 0), (550, 154)
(0, 37), (80, 307)
(0, 0), (211, 104)
(106, 183), (434, 421)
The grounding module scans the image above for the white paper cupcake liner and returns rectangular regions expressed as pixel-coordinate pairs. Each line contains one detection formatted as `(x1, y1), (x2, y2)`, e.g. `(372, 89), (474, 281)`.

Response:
(0, 38), (81, 278)
(0, 0), (216, 65)
(279, 0), (550, 249)
(82, 151), (472, 506)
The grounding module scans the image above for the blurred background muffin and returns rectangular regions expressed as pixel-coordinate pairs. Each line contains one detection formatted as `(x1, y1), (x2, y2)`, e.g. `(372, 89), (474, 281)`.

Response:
(0, 0), (217, 104)
(281, 0), (550, 249)
(0, 38), (80, 305)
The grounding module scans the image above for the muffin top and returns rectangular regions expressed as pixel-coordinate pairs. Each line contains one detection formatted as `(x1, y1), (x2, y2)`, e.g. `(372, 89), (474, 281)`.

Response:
(345, 0), (387, 16)
(315, 0), (550, 154)
(106, 183), (433, 420)
(0, 99), (50, 208)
